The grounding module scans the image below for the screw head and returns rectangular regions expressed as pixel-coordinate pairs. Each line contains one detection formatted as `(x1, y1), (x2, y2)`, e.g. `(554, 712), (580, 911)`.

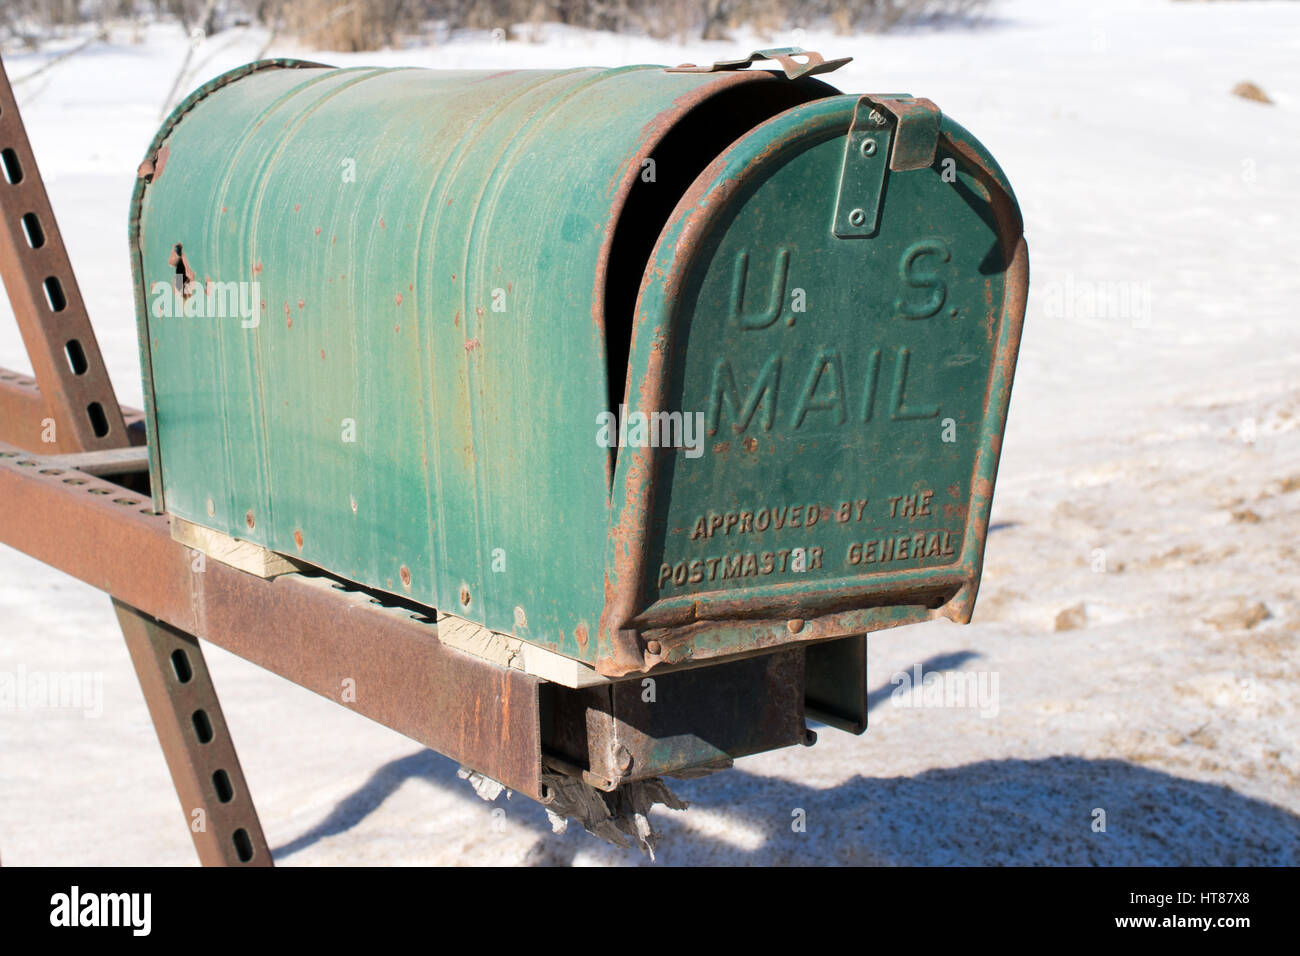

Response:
(787, 618), (805, 634)
(646, 639), (662, 655)
(847, 209), (866, 228)
(861, 138), (877, 157)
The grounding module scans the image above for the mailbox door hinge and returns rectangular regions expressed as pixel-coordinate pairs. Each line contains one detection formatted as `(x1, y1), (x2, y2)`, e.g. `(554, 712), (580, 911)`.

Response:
(833, 94), (943, 239)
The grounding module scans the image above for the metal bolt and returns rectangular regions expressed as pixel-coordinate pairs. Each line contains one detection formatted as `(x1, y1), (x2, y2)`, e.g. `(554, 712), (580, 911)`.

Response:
(615, 745), (633, 773)
(787, 618), (805, 634)
(645, 639), (662, 655)
(847, 209), (866, 228)
(861, 138), (877, 157)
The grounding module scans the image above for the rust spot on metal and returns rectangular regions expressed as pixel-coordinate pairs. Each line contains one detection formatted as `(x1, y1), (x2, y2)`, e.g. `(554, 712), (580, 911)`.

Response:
(138, 144), (169, 181)
(464, 338), (480, 351)
(314, 227), (321, 236)
(293, 529), (303, 550)
(399, 565), (411, 589)
(293, 203), (300, 212)
(167, 244), (196, 301)
(713, 441), (730, 454)
(253, 261), (263, 275)
(297, 298), (305, 310)
(742, 436), (758, 453)
(575, 623), (589, 648)
(787, 619), (804, 634)
(379, 216), (386, 230)
(244, 510), (255, 530)
(459, 586), (471, 607)
(167, 244), (193, 279)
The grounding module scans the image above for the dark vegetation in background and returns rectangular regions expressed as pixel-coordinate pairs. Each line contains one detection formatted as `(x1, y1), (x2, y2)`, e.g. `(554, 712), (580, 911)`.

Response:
(1, 0), (993, 49)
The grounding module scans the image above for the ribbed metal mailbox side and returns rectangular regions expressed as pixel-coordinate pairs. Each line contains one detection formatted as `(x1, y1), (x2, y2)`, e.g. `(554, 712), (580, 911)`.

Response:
(131, 60), (835, 665)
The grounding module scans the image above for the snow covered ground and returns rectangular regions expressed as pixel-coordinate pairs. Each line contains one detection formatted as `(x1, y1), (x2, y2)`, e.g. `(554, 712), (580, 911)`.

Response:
(1, 0), (1298, 865)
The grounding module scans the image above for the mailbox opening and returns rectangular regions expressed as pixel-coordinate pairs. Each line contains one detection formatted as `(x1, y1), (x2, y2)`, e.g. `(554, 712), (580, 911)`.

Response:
(601, 77), (835, 475)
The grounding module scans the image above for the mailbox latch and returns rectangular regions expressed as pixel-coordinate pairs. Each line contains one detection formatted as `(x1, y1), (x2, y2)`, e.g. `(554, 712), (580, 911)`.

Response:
(667, 48), (852, 81)
(833, 94), (943, 239)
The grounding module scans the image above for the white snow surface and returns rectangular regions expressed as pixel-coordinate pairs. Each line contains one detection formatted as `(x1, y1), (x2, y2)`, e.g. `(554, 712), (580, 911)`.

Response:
(0, 0), (1298, 865)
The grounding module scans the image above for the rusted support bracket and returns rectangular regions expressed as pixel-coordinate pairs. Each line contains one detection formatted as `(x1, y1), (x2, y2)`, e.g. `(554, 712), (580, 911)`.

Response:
(0, 56), (125, 453)
(0, 369), (146, 449)
(0, 441), (546, 799)
(0, 53), (266, 865)
(114, 600), (271, 865)
(45, 445), (150, 476)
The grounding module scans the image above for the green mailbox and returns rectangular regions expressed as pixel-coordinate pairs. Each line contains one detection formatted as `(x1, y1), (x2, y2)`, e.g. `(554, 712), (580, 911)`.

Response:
(131, 51), (1026, 798)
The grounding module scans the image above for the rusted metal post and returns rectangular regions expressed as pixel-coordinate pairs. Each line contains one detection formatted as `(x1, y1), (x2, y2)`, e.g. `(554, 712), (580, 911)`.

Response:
(0, 52), (268, 865)
(0, 55), (124, 453)
(0, 439), (547, 800)
(114, 601), (271, 865)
